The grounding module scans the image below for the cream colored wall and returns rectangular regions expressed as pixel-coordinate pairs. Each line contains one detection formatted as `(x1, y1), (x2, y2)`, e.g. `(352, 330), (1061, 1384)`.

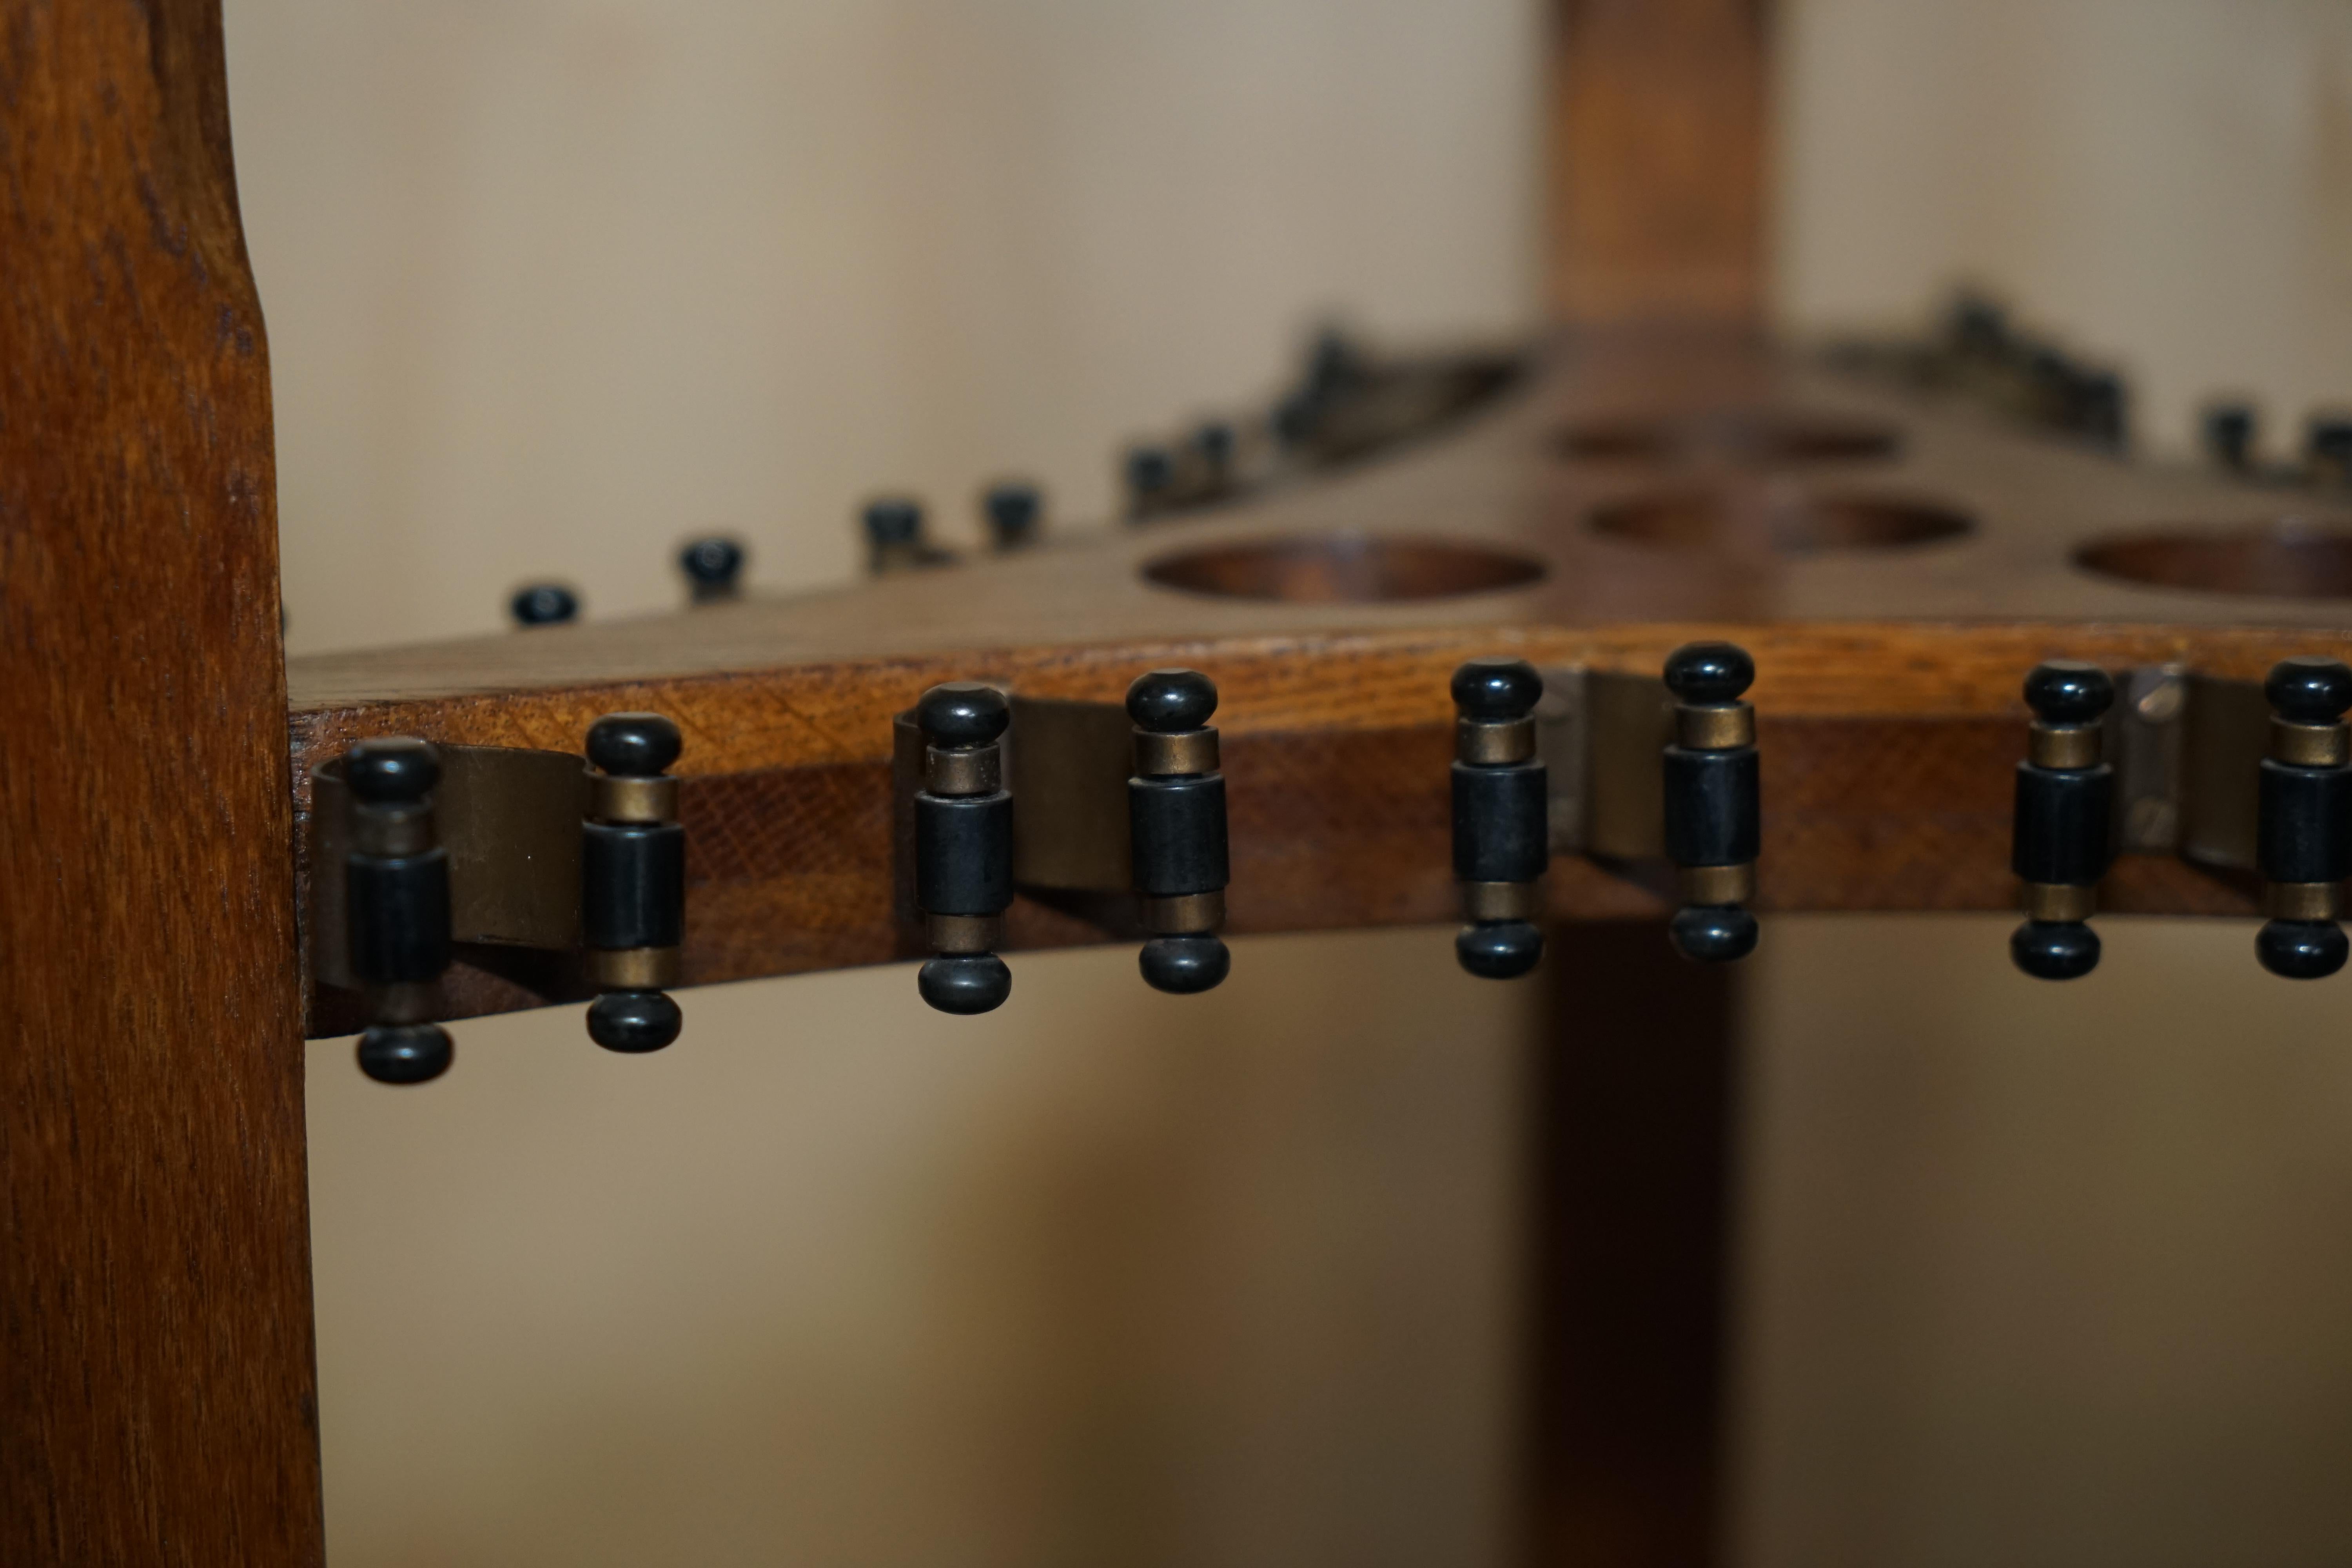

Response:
(1775, 0), (2352, 462)
(238, 0), (1543, 656)
(1746, 5), (2352, 1565)
(225, 2), (1545, 1563)
(303, 932), (1529, 1566)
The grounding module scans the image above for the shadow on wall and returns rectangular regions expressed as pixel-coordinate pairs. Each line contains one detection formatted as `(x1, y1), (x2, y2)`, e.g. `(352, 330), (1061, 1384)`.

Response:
(1733, 913), (2352, 1568)
(307, 929), (1530, 1566)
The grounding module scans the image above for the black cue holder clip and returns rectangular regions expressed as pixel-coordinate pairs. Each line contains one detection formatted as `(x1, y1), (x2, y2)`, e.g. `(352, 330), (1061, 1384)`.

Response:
(307, 713), (690, 1082)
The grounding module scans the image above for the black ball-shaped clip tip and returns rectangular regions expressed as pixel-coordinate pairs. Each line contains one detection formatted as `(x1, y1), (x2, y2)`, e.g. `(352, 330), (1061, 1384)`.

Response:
(1664, 642), (1755, 706)
(510, 583), (579, 626)
(587, 712), (683, 777)
(984, 483), (1041, 545)
(2024, 661), (2115, 726)
(1139, 935), (1230, 994)
(1456, 920), (1543, 979)
(346, 736), (441, 804)
(2010, 919), (2101, 980)
(1127, 668), (1218, 733)
(1126, 445), (1174, 497)
(1670, 905), (1759, 963)
(919, 953), (1013, 1014)
(679, 536), (746, 586)
(2257, 919), (2349, 980)
(863, 498), (924, 546)
(357, 1023), (453, 1084)
(1192, 421), (1236, 465)
(918, 682), (1010, 748)
(2204, 403), (2254, 452)
(587, 989), (683, 1052)
(1452, 657), (1543, 722)
(2264, 656), (2352, 725)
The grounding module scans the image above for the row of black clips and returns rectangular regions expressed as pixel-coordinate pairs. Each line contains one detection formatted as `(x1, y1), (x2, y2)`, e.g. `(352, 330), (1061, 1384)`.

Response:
(2012, 655), (2352, 981)
(345, 648), (2342, 1075)
(1448, 643), (1762, 980)
(340, 713), (688, 1084)
(910, 643), (1768, 1016)
(911, 671), (1235, 1013)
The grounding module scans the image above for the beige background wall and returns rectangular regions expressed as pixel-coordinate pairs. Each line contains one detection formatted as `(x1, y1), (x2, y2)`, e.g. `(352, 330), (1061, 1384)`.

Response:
(1775, 0), (2352, 462)
(238, 0), (1544, 657)
(229, 1), (2352, 1564)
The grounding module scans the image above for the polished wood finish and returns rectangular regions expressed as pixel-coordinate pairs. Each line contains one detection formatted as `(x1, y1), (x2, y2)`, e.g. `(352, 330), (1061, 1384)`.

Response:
(0, 4), (324, 1561)
(1532, 923), (1738, 1568)
(289, 337), (2352, 1033)
(1549, 0), (1770, 323)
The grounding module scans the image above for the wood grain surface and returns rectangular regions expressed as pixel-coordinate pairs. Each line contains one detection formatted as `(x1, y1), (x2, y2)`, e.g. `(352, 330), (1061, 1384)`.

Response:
(0, 4), (325, 1561)
(1549, 0), (1769, 323)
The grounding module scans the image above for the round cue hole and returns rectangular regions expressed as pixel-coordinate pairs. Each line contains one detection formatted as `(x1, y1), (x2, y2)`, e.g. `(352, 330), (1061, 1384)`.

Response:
(1142, 534), (1546, 603)
(2073, 519), (2352, 599)
(1588, 490), (1973, 554)
(1554, 409), (1902, 466)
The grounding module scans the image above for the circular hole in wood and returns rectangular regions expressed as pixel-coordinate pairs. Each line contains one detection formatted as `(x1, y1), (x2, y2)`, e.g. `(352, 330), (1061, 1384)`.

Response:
(2074, 519), (2352, 599)
(1555, 409), (1902, 466)
(1142, 533), (1546, 602)
(1588, 490), (1972, 553)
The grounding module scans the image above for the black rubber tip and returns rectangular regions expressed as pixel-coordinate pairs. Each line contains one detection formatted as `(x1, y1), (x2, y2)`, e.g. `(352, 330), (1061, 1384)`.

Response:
(2203, 403), (2255, 468)
(2265, 657), (2352, 725)
(918, 682), (1011, 748)
(1670, 904), (1758, 963)
(2256, 918), (2349, 979)
(2024, 661), (2115, 726)
(510, 583), (579, 626)
(1139, 935), (1230, 994)
(345, 737), (440, 805)
(2310, 417), (2352, 465)
(586, 712), (683, 777)
(1127, 669), (1218, 733)
(863, 497), (923, 545)
(2009, 919), (2101, 980)
(983, 483), (1041, 547)
(1456, 920), (1543, 979)
(1192, 421), (1236, 467)
(1126, 445), (1174, 499)
(679, 536), (745, 586)
(1664, 642), (1755, 706)
(357, 1023), (453, 1084)
(587, 989), (682, 1052)
(918, 953), (1013, 1014)
(1452, 657), (1544, 722)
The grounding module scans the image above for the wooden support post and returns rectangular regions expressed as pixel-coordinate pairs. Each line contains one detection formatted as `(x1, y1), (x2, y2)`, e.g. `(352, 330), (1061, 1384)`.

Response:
(1548, 0), (1771, 325)
(1530, 921), (1740, 1568)
(0, 2), (325, 1561)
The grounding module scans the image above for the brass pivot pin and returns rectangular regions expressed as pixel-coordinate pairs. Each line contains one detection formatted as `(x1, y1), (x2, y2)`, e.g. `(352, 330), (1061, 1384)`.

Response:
(582, 713), (687, 1051)
(1127, 669), (1231, 993)
(344, 737), (456, 1084)
(913, 683), (1015, 1013)
(2009, 661), (2115, 979)
(1662, 642), (1761, 962)
(1450, 656), (1547, 978)
(2255, 655), (2352, 979)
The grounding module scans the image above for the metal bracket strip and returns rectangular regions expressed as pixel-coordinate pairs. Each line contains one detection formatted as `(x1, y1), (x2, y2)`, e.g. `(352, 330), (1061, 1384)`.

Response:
(309, 743), (588, 990)
(988, 673), (1675, 901)
(319, 665), (2277, 990)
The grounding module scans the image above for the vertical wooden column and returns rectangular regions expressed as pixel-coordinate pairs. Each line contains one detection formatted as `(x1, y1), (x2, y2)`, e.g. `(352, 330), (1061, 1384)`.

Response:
(1548, 0), (1771, 325)
(1529, 922), (1740, 1568)
(0, 3), (325, 1563)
